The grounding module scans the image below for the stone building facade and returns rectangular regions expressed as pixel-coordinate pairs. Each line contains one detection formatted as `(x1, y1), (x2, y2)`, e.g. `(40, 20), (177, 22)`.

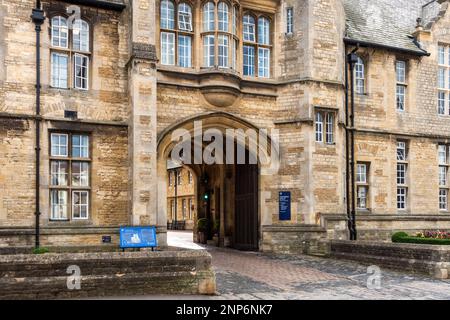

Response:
(167, 166), (196, 229)
(1, 0), (450, 253)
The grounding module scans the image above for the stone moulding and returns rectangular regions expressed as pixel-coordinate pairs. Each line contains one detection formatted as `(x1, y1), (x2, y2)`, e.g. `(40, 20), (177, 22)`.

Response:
(0, 250), (216, 299)
(329, 240), (450, 279)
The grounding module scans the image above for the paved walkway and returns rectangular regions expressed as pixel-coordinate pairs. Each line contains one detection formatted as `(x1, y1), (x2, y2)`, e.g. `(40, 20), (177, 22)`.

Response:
(165, 231), (450, 300)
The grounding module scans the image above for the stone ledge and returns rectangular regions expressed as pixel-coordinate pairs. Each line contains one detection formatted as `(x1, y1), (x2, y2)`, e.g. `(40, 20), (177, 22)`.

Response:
(329, 240), (450, 279)
(0, 250), (216, 299)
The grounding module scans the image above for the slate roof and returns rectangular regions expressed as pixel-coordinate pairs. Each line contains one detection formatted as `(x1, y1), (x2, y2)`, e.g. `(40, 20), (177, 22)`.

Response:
(343, 0), (434, 55)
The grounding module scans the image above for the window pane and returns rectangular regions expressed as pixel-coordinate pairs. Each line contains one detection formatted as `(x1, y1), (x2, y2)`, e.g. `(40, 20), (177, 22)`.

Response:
(258, 48), (270, 78)
(325, 113), (334, 144)
(161, 32), (175, 65)
(439, 145), (447, 164)
(51, 190), (68, 220)
(243, 15), (255, 42)
(357, 186), (367, 209)
(440, 189), (448, 210)
(232, 6), (238, 35)
(218, 35), (229, 68)
(397, 141), (406, 161)
(287, 8), (293, 34)
(397, 187), (407, 210)
(218, 2), (229, 32)
(178, 3), (192, 31)
(396, 61), (406, 83)
(439, 46), (445, 65)
(258, 17), (270, 45)
(74, 54), (89, 90)
(438, 91), (446, 115)
(243, 45), (255, 76)
(396, 85), (405, 111)
(178, 35), (192, 68)
(51, 161), (69, 186)
(439, 166), (447, 186)
(51, 53), (68, 89)
(51, 16), (68, 48)
(356, 164), (367, 183)
(73, 191), (89, 219)
(203, 2), (215, 32)
(397, 163), (406, 185)
(438, 68), (446, 89)
(355, 57), (365, 94)
(72, 162), (90, 187)
(161, 0), (175, 29)
(73, 20), (89, 52)
(72, 135), (89, 158)
(315, 112), (323, 142)
(51, 133), (68, 157)
(203, 35), (215, 67)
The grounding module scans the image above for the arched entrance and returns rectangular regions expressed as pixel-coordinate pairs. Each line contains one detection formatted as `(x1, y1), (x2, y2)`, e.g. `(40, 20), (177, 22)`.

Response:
(158, 112), (275, 251)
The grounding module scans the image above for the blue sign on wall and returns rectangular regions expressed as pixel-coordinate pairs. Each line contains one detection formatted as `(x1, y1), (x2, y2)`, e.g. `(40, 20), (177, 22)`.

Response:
(120, 226), (158, 249)
(279, 191), (291, 221)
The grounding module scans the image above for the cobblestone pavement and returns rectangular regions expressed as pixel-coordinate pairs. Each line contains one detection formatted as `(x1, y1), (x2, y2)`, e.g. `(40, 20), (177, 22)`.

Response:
(167, 231), (450, 300)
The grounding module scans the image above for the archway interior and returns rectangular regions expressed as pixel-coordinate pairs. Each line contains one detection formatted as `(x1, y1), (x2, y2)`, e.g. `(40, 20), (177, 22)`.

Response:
(164, 130), (260, 251)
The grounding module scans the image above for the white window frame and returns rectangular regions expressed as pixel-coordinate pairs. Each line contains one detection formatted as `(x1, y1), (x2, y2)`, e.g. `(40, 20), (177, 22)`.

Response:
(161, 0), (175, 30)
(396, 84), (406, 112)
(437, 45), (450, 115)
(440, 189), (448, 211)
(51, 133), (69, 157)
(72, 190), (89, 220)
(258, 47), (270, 78)
(51, 190), (68, 220)
(203, 2), (215, 32)
(397, 141), (407, 161)
(397, 187), (407, 210)
(51, 52), (69, 89)
(51, 160), (69, 187)
(51, 16), (68, 48)
(397, 163), (407, 185)
(286, 7), (294, 35)
(178, 3), (193, 31)
(218, 35), (229, 68)
(243, 45), (255, 76)
(73, 19), (90, 52)
(161, 32), (175, 65)
(315, 112), (324, 143)
(354, 56), (365, 95)
(203, 35), (215, 67)
(74, 53), (89, 90)
(243, 15), (255, 42)
(218, 2), (229, 32)
(178, 35), (192, 68)
(72, 162), (90, 187)
(356, 164), (367, 183)
(258, 17), (270, 45)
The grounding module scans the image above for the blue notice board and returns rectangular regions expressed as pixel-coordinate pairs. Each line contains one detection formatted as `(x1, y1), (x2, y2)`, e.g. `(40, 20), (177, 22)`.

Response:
(279, 191), (291, 221)
(120, 226), (157, 249)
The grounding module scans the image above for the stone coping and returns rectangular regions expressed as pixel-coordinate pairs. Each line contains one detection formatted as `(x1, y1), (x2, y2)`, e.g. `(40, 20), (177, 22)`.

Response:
(0, 249), (211, 264)
(262, 224), (327, 233)
(0, 226), (167, 235)
(321, 213), (450, 221)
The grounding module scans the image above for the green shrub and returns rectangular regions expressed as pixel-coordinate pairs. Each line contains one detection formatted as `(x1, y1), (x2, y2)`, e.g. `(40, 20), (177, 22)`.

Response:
(32, 247), (50, 254)
(197, 218), (209, 232)
(392, 232), (409, 242)
(392, 232), (450, 245)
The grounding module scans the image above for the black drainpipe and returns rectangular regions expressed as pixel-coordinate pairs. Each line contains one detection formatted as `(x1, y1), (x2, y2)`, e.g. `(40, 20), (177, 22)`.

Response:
(346, 47), (359, 241)
(344, 53), (352, 240)
(31, 1), (45, 249)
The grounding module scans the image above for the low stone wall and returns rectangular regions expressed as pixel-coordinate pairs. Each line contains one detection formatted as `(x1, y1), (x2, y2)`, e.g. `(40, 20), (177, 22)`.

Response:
(329, 240), (450, 279)
(320, 214), (450, 241)
(0, 226), (168, 249)
(261, 225), (328, 255)
(0, 250), (216, 299)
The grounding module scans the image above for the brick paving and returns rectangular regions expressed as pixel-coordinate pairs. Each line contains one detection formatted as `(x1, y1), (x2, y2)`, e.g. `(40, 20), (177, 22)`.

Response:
(167, 231), (450, 300)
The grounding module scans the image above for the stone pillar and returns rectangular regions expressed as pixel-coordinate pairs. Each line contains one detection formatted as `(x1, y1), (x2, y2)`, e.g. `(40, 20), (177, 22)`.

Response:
(127, 0), (161, 237)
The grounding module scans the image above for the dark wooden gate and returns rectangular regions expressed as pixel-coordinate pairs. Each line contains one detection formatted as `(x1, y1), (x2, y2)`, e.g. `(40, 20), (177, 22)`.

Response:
(234, 163), (259, 251)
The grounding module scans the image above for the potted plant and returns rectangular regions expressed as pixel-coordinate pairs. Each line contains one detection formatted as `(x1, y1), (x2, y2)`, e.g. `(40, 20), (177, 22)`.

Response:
(197, 218), (208, 244)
